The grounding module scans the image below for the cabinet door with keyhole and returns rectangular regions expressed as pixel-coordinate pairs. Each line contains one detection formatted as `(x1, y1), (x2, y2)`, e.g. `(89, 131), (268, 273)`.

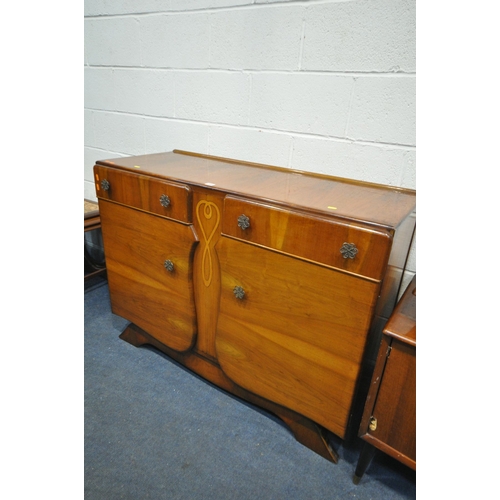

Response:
(367, 337), (416, 464)
(99, 200), (198, 352)
(215, 236), (381, 439)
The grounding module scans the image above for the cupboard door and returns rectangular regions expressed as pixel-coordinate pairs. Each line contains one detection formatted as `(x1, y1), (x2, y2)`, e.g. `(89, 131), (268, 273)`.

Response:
(99, 200), (198, 352)
(369, 338), (416, 463)
(215, 237), (380, 438)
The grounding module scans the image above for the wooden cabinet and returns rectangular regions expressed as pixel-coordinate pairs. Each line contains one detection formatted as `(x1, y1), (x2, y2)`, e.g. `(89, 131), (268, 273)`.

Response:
(94, 150), (416, 463)
(354, 275), (416, 483)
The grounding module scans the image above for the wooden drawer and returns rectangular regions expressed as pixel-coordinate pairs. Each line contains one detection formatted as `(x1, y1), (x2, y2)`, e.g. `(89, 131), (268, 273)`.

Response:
(94, 165), (192, 223)
(222, 196), (392, 281)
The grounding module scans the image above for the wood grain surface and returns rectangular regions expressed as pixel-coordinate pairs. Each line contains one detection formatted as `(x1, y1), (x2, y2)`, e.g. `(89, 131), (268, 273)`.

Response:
(94, 150), (416, 451)
(215, 237), (381, 438)
(99, 200), (198, 352)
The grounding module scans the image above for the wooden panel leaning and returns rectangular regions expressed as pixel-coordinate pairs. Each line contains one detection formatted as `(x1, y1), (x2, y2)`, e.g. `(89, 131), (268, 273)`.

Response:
(93, 150), (416, 464)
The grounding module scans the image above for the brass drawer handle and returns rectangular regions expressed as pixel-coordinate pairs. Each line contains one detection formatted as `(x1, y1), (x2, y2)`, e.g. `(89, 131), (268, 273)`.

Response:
(340, 242), (358, 259)
(233, 286), (245, 300)
(164, 259), (174, 272)
(160, 194), (171, 208)
(100, 179), (110, 191)
(237, 214), (250, 230)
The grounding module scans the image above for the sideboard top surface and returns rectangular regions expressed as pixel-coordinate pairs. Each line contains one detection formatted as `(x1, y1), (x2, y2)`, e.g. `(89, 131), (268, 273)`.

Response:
(96, 150), (416, 229)
(383, 275), (416, 346)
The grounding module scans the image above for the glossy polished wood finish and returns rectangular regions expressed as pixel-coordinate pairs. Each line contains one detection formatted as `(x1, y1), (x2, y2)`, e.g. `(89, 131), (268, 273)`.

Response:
(98, 150), (416, 228)
(95, 165), (192, 223)
(355, 276), (416, 482)
(192, 189), (225, 362)
(94, 150), (416, 462)
(222, 196), (392, 281)
(99, 201), (198, 352)
(216, 237), (380, 438)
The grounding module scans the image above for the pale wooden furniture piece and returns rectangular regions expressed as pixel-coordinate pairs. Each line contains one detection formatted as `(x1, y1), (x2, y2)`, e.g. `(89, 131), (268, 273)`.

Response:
(84, 199), (106, 280)
(93, 150), (416, 462)
(84, 199), (100, 231)
(354, 275), (416, 483)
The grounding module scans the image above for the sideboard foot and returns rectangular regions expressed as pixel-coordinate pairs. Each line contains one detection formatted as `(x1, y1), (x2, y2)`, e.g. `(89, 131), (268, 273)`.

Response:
(119, 323), (150, 347)
(279, 414), (339, 464)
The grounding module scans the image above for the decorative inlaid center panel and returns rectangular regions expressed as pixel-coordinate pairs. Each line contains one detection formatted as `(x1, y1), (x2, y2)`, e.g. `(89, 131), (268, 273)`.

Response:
(196, 200), (221, 287)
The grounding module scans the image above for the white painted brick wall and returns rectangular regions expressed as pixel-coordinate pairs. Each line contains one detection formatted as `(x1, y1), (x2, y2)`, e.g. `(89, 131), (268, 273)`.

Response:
(113, 69), (176, 117)
(250, 73), (353, 136)
(141, 13), (211, 68)
(301, 0), (416, 72)
(210, 7), (303, 70)
(175, 71), (251, 124)
(145, 119), (209, 153)
(84, 17), (142, 66)
(209, 125), (292, 167)
(347, 76), (416, 146)
(84, 0), (416, 278)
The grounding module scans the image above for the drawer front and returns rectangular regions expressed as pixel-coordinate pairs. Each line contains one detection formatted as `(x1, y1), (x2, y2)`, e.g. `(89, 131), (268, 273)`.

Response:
(222, 196), (392, 281)
(94, 165), (192, 223)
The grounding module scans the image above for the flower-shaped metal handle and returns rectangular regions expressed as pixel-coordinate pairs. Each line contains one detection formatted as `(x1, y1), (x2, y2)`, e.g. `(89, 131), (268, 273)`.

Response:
(100, 179), (110, 191)
(233, 286), (245, 300)
(160, 194), (171, 208)
(164, 259), (174, 272)
(340, 242), (358, 259)
(237, 214), (250, 230)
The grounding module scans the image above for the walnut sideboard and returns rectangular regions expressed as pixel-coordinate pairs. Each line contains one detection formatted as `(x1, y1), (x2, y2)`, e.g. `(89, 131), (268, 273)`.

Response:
(93, 150), (416, 463)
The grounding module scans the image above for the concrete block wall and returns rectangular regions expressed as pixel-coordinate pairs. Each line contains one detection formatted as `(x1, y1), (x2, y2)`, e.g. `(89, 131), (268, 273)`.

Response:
(84, 0), (416, 282)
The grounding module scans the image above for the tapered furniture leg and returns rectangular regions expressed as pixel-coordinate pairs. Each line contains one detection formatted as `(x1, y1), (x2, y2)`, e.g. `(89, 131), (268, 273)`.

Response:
(353, 441), (376, 484)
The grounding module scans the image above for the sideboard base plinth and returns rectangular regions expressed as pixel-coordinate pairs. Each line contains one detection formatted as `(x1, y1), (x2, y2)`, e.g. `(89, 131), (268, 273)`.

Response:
(119, 322), (339, 464)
